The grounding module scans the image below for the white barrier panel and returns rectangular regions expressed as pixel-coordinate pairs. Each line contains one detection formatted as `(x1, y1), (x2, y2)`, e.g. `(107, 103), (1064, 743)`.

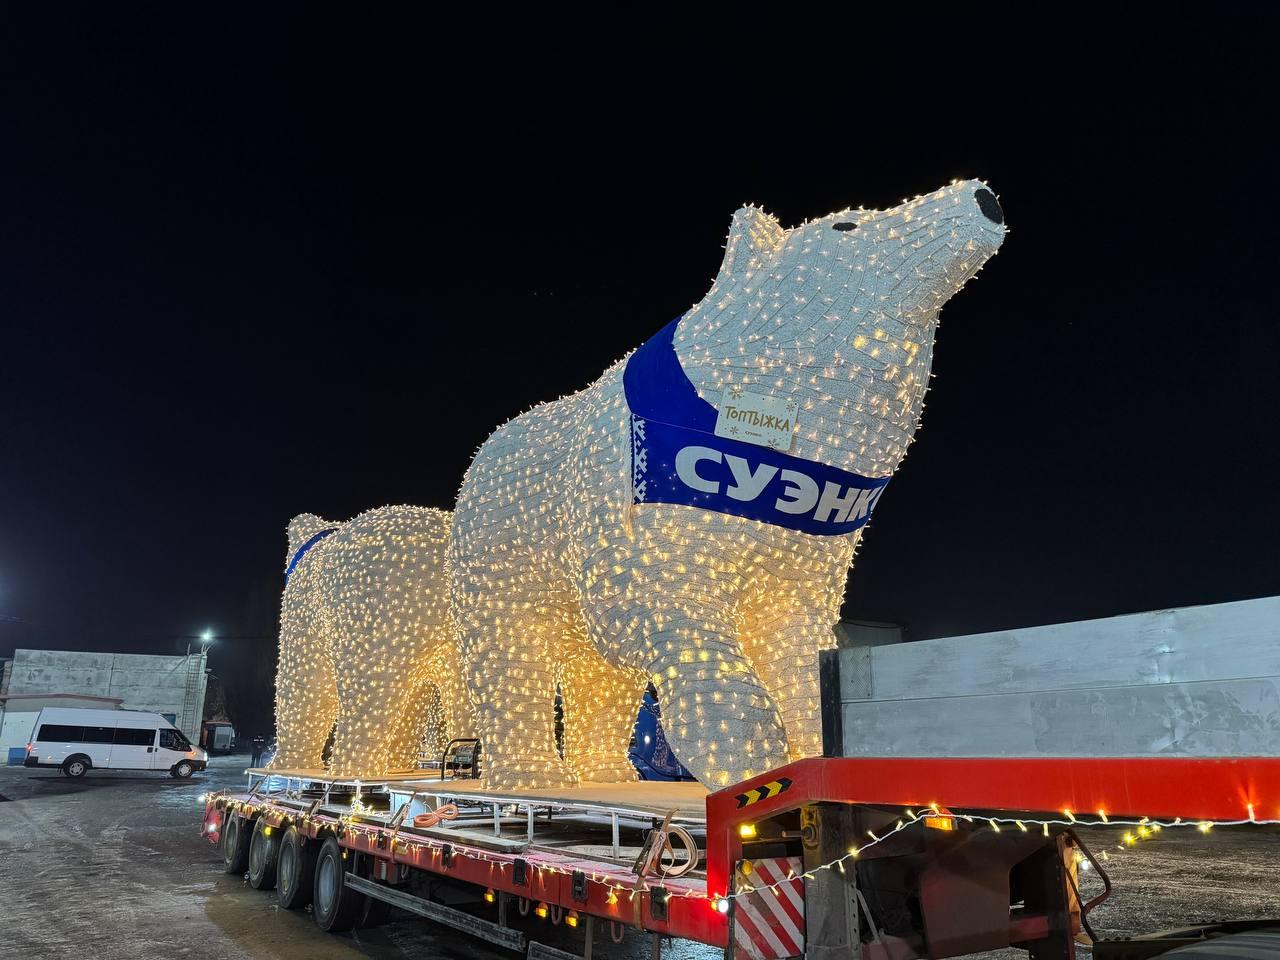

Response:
(836, 596), (1280, 758)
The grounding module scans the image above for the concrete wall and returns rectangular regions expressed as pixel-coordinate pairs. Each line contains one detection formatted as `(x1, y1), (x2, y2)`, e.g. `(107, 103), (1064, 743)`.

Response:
(832, 596), (1280, 759)
(4, 650), (208, 741)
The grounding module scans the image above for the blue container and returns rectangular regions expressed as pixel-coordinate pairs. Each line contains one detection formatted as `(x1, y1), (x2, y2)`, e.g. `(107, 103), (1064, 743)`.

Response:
(7, 746), (27, 766)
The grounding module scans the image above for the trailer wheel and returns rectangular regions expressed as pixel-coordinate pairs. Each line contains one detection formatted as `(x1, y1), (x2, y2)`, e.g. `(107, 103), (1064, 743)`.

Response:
(276, 826), (315, 909)
(63, 756), (90, 778)
(222, 814), (251, 874)
(313, 836), (363, 932)
(248, 818), (280, 890)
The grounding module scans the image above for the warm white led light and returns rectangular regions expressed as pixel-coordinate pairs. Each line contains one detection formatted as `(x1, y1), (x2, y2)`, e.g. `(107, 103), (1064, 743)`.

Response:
(450, 180), (1006, 789)
(271, 506), (475, 776)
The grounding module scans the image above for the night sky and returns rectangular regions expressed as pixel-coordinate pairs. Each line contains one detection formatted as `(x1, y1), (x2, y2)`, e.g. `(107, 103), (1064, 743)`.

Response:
(3, 8), (1278, 734)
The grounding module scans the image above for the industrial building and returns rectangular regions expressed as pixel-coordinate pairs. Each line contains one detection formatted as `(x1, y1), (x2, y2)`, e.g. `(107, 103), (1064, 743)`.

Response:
(0, 648), (208, 763)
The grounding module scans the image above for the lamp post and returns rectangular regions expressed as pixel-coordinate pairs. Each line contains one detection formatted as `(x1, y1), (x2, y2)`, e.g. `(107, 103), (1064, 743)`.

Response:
(187, 629), (215, 657)
(182, 630), (215, 743)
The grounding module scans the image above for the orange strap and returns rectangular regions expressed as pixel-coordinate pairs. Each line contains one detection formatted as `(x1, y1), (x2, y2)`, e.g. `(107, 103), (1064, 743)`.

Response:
(413, 803), (460, 828)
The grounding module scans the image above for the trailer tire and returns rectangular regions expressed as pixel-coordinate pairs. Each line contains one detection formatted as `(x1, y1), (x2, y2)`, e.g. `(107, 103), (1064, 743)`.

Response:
(313, 836), (363, 932)
(248, 818), (280, 890)
(222, 814), (251, 874)
(276, 826), (315, 909)
(63, 756), (90, 778)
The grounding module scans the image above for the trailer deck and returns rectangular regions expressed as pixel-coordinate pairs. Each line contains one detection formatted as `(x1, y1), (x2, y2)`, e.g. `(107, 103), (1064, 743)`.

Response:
(204, 755), (1280, 959)
(248, 766), (708, 818)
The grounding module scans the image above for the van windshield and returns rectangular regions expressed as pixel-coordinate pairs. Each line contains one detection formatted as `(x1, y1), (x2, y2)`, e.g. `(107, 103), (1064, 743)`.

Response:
(158, 729), (191, 751)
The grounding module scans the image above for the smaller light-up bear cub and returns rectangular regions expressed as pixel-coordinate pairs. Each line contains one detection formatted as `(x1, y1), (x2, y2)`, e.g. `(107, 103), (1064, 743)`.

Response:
(271, 505), (475, 777)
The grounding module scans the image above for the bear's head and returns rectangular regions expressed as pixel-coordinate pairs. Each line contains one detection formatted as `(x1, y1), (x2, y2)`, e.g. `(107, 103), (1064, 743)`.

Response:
(676, 179), (1006, 478)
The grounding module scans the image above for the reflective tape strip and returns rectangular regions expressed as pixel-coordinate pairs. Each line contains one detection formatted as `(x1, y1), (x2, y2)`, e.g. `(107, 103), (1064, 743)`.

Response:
(732, 856), (804, 959)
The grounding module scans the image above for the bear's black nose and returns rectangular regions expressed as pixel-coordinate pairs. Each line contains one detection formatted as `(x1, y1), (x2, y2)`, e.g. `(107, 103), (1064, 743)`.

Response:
(975, 188), (1003, 225)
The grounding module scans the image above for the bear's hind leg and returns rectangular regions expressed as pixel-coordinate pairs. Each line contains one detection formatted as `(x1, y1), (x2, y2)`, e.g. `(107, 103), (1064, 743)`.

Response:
(423, 645), (477, 743)
(457, 611), (579, 790)
(270, 624), (337, 770)
(329, 665), (435, 777)
(560, 648), (648, 784)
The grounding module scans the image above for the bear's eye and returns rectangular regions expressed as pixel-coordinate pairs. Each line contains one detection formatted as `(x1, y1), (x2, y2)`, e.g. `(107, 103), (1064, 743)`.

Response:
(832, 222), (858, 232)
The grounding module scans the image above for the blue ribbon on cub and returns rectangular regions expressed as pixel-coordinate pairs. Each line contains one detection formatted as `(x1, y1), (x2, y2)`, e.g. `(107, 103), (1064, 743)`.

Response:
(623, 317), (889, 537)
(284, 527), (338, 584)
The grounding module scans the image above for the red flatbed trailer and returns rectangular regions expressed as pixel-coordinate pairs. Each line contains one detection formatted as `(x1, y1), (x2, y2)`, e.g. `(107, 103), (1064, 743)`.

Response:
(201, 754), (1280, 960)
(203, 599), (1280, 957)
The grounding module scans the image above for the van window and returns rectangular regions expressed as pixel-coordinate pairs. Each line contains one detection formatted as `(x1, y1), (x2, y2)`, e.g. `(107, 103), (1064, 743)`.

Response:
(83, 726), (115, 744)
(114, 728), (155, 746)
(158, 729), (191, 751)
(37, 724), (85, 742)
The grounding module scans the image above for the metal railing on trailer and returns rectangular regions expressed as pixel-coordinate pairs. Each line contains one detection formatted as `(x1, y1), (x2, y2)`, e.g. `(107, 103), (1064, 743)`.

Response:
(243, 769), (707, 857)
(209, 773), (722, 956)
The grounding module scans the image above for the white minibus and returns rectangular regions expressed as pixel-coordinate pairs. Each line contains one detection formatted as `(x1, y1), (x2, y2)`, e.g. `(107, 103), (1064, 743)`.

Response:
(23, 706), (208, 778)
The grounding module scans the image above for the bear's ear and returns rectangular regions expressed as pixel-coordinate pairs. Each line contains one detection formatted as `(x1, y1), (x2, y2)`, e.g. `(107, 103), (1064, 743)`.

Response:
(286, 513), (336, 562)
(714, 205), (785, 289)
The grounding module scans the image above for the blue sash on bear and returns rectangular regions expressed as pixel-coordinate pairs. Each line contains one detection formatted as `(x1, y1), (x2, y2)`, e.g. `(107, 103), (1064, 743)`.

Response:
(623, 317), (889, 536)
(284, 528), (337, 584)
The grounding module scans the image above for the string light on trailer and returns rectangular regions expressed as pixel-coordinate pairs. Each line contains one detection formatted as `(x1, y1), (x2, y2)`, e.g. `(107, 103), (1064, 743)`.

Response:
(200, 792), (1273, 912)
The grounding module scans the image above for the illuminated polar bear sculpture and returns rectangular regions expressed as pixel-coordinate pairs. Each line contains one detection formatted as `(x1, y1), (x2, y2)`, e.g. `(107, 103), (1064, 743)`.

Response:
(271, 505), (474, 777)
(452, 181), (1006, 789)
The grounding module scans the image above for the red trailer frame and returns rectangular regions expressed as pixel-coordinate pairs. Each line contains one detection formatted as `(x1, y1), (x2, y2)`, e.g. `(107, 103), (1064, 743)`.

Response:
(203, 755), (1280, 958)
(705, 755), (1280, 901)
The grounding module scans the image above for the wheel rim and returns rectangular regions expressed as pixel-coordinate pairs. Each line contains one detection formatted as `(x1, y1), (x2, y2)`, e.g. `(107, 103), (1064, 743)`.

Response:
(318, 855), (337, 914)
(179, 763), (192, 776)
(70, 762), (84, 776)
(250, 832), (263, 875)
(224, 820), (238, 859)
(279, 841), (296, 894)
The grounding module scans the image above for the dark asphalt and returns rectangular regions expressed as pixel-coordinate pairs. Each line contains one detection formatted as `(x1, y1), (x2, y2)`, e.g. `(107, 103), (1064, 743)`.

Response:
(0, 755), (1276, 959)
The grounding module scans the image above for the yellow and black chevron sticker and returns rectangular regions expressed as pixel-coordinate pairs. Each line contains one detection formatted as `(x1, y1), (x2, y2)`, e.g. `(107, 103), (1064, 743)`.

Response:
(735, 776), (793, 809)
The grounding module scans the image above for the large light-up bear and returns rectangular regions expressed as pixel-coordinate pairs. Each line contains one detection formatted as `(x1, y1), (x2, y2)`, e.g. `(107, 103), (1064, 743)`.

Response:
(271, 506), (474, 777)
(452, 181), (1006, 788)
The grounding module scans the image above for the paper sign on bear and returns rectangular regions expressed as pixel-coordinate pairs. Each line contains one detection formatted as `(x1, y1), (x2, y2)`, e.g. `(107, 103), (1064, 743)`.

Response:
(452, 179), (1006, 789)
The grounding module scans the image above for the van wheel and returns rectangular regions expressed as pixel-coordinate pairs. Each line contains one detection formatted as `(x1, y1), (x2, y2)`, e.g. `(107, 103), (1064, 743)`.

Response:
(63, 757), (90, 778)
(313, 836), (363, 932)
(171, 760), (195, 778)
(276, 825), (315, 909)
(222, 814), (251, 874)
(248, 818), (280, 890)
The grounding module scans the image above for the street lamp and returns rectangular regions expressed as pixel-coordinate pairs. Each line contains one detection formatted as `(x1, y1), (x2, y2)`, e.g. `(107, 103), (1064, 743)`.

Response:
(188, 630), (215, 656)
